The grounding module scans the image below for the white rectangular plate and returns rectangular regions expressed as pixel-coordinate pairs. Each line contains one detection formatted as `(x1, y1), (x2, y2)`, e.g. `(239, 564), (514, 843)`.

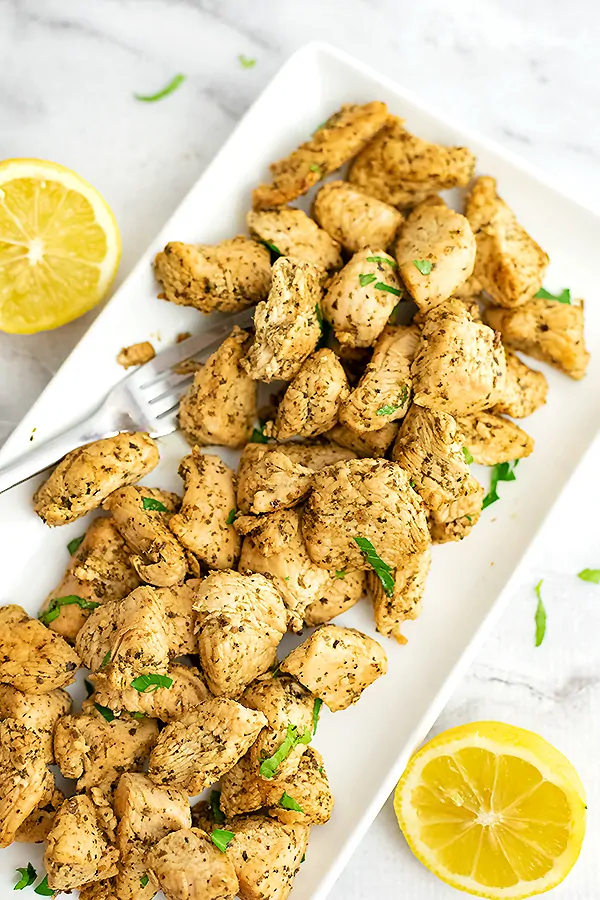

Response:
(1, 41), (600, 900)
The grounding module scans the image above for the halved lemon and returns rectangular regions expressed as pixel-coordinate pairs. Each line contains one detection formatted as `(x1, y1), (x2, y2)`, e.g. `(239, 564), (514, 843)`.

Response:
(394, 722), (586, 899)
(0, 158), (121, 333)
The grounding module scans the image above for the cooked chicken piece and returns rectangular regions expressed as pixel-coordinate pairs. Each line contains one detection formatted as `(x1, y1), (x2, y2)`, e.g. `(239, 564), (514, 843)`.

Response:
(247, 207), (342, 272)
(457, 412), (534, 465)
(217, 752), (266, 818)
(322, 248), (402, 349)
(412, 298), (507, 414)
(313, 180), (403, 253)
(492, 349), (548, 418)
(54, 704), (158, 791)
(104, 486), (188, 586)
(368, 547), (431, 643)
(466, 176), (549, 308)
(149, 699), (266, 794)
(155, 236), (271, 313)
(483, 298), (589, 380)
(0, 719), (54, 847)
(91, 661), (210, 723)
(33, 432), (159, 526)
(325, 420), (399, 457)
(303, 568), (365, 626)
(280, 624), (387, 712)
(194, 571), (288, 698)
(0, 685), (70, 763)
(155, 582), (197, 656)
(227, 814), (309, 900)
(147, 827), (239, 900)
(115, 772), (191, 859)
(338, 325), (417, 433)
(117, 341), (155, 369)
(41, 518), (140, 643)
(241, 673), (315, 781)
(242, 257), (324, 382)
(0, 605), (80, 693)
(15, 786), (64, 844)
(266, 349), (349, 440)
(76, 586), (171, 691)
(348, 117), (475, 207)
(169, 450), (240, 570)
(45, 793), (119, 891)
(429, 481), (486, 544)
(395, 199), (476, 313)
(252, 101), (388, 209)
(303, 458), (429, 570)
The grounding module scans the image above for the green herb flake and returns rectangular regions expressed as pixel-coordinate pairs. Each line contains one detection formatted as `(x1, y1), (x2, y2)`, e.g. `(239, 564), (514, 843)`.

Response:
(34, 876), (54, 897)
(210, 790), (225, 825)
(250, 424), (269, 444)
(94, 703), (116, 722)
(462, 446), (474, 464)
(134, 73), (186, 102)
(301, 853), (306, 863)
(39, 595), (100, 625)
(130, 674), (174, 693)
(334, 569), (346, 579)
(534, 580), (546, 647)
(482, 460), (519, 510)
(211, 828), (235, 853)
(535, 287), (571, 304)
(365, 255), (398, 269)
(312, 697), (323, 735)
(259, 723), (312, 779)
(100, 651), (111, 669)
(259, 239), (281, 257)
(226, 509), (237, 525)
(374, 281), (402, 297)
(359, 273), (377, 287)
(130, 711), (145, 720)
(238, 55), (256, 69)
(279, 791), (304, 812)
(14, 863), (37, 891)
(67, 534), (85, 556)
(413, 259), (433, 275)
(142, 496), (169, 512)
(309, 163), (322, 174)
(84, 679), (94, 698)
(140, 874), (149, 888)
(354, 536), (394, 597)
(376, 403), (399, 416)
(315, 303), (332, 350)
(578, 568), (600, 584)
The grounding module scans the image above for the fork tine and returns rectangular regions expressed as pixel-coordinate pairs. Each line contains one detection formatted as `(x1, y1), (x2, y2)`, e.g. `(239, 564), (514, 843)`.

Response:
(144, 370), (195, 403)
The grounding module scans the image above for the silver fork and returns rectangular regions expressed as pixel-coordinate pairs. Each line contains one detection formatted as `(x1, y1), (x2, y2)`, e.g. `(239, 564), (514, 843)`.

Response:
(0, 308), (254, 495)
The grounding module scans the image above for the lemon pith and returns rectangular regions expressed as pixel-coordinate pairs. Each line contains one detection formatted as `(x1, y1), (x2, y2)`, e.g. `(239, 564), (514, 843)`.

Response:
(0, 158), (121, 334)
(394, 722), (586, 899)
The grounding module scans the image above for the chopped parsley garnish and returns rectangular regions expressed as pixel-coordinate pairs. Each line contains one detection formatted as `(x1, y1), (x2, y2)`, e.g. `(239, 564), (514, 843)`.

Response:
(366, 255), (398, 268)
(14, 863), (37, 890)
(142, 496), (169, 512)
(94, 703), (115, 722)
(354, 536), (394, 597)
(67, 534), (85, 556)
(312, 697), (323, 735)
(130, 674), (173, 693)
(134, 73), (186, 102)
(39, 595), (100, 625)
(334, 569), (346, 579)
(130, 711), (145, 720)
(84, 679), (94, 698)
(211, 828), (235, 852)
(279, 792), (303, 812)
(301, 853), (306, 863)
(578, 569), (600, 584)
(374, 282), (402, 297)
(377, 403), (399, 416)
(259, 239), (281, 257)
(315, 303), (332, 349)
(413, 259), (433, 275)
(140, 874), (149, 888)
(309, 163), (322, 174)
(462, 446), (474, 464)
(226, 509), (237, 525)
(535, 287), (571, 304)
(210, 790), (225, 825)
(238, 55), (256, 69)
(482, 460), (519, 510)
(534, 580), (546, 647)
(359, 273), (377, 287)
(259, 723), (312, 779)
(100, 651), (111, 669)
(250, 423), (269, 443)
(34, 877), (53, 896)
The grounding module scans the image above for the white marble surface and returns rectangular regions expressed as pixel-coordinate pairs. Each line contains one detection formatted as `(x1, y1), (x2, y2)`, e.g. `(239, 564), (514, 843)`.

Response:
(1, 1), (599, 897)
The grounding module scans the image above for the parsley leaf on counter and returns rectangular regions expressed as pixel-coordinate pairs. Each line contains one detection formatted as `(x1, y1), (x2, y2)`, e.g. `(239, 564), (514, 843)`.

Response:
(14, 863), (37, 890)
(279, 792), (304, 812)
(359, 273), (377, 287)
(578, 569), (600, 584)
(353, 537), (394, 597)
(238, 55), (256, 69)
(259, 723), (312, 778)
(535, 287), (571, 304)
(482, 460), (518, 510)
(34, 876), (53, 896)
(130, 674), (173, 693)
(413, 259), (433, 275)
(142, 496), (168, 512)
(39, 595), (100, 625)
(134, 74), (185, 102)
(534, 580), (546, 647)
(67, 534), (85, 555)
(211, 829), (235, 852)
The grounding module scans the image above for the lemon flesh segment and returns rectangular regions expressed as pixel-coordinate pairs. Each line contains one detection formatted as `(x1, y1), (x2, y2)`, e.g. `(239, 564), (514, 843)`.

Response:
(394, 722), (586, 899)
(0, 159), (121, 333)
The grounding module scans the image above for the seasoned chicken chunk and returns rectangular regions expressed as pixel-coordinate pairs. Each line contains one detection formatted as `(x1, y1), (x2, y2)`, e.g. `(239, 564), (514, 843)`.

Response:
(54, 706), (158, 791)
(252, 101), (388, 209)
(492, 350), (548, 418)
(149, 699), (266, 794)
(155, 582), (197, 656)
(325, 420), (399, 457)
(395, 199), (476, 313)
(0, 685), (70, 763)
(154, 236), (271, 313)
(169, 450), (240, 570)
(348, 117), (475, 207)
(147, 827), (239, 900)
(242, 257), (323, 382)
(266, 349), (349, 440)
(322, 248), (402, 348)
(194, 571), (288, 698)
(41, 518), (140, 643)
(338, 325), (417, 433)
(313, 180), (403, 253)
(280, 625), (386, 711)
(412, 298), (507, 414)
(117, 340), (155, 369)
(45, 794), (119, 891)
(483, 298), (589, 380)
(368, 548), (431, 643)
(0, 719), (54, 847)
(302, 568), (365, 626)
(303, 458), (429, 570)
(15, 786), (63, 844)
(91, 661), (210, 723)
(104, 486), (188, 586)
(466, 176), (549, 308)
(227, 814), (309, 900)
(33, 432), (159, 526)
(247, 207), (342, 272)
(0, 605), (79, 693)
(457, 412), (534, 465)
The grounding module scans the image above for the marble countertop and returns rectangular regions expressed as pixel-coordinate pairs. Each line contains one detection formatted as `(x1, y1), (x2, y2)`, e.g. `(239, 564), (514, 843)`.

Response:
(1, 1), (599, 897)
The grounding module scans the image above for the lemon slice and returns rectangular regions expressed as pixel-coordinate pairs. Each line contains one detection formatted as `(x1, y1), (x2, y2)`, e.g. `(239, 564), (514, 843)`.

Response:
(0, 158), (121, 333)
(395, 722), (586, 899)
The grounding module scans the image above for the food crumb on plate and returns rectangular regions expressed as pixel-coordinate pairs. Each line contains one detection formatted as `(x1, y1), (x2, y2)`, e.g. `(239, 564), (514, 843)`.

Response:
(117, 341), (156, 369)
